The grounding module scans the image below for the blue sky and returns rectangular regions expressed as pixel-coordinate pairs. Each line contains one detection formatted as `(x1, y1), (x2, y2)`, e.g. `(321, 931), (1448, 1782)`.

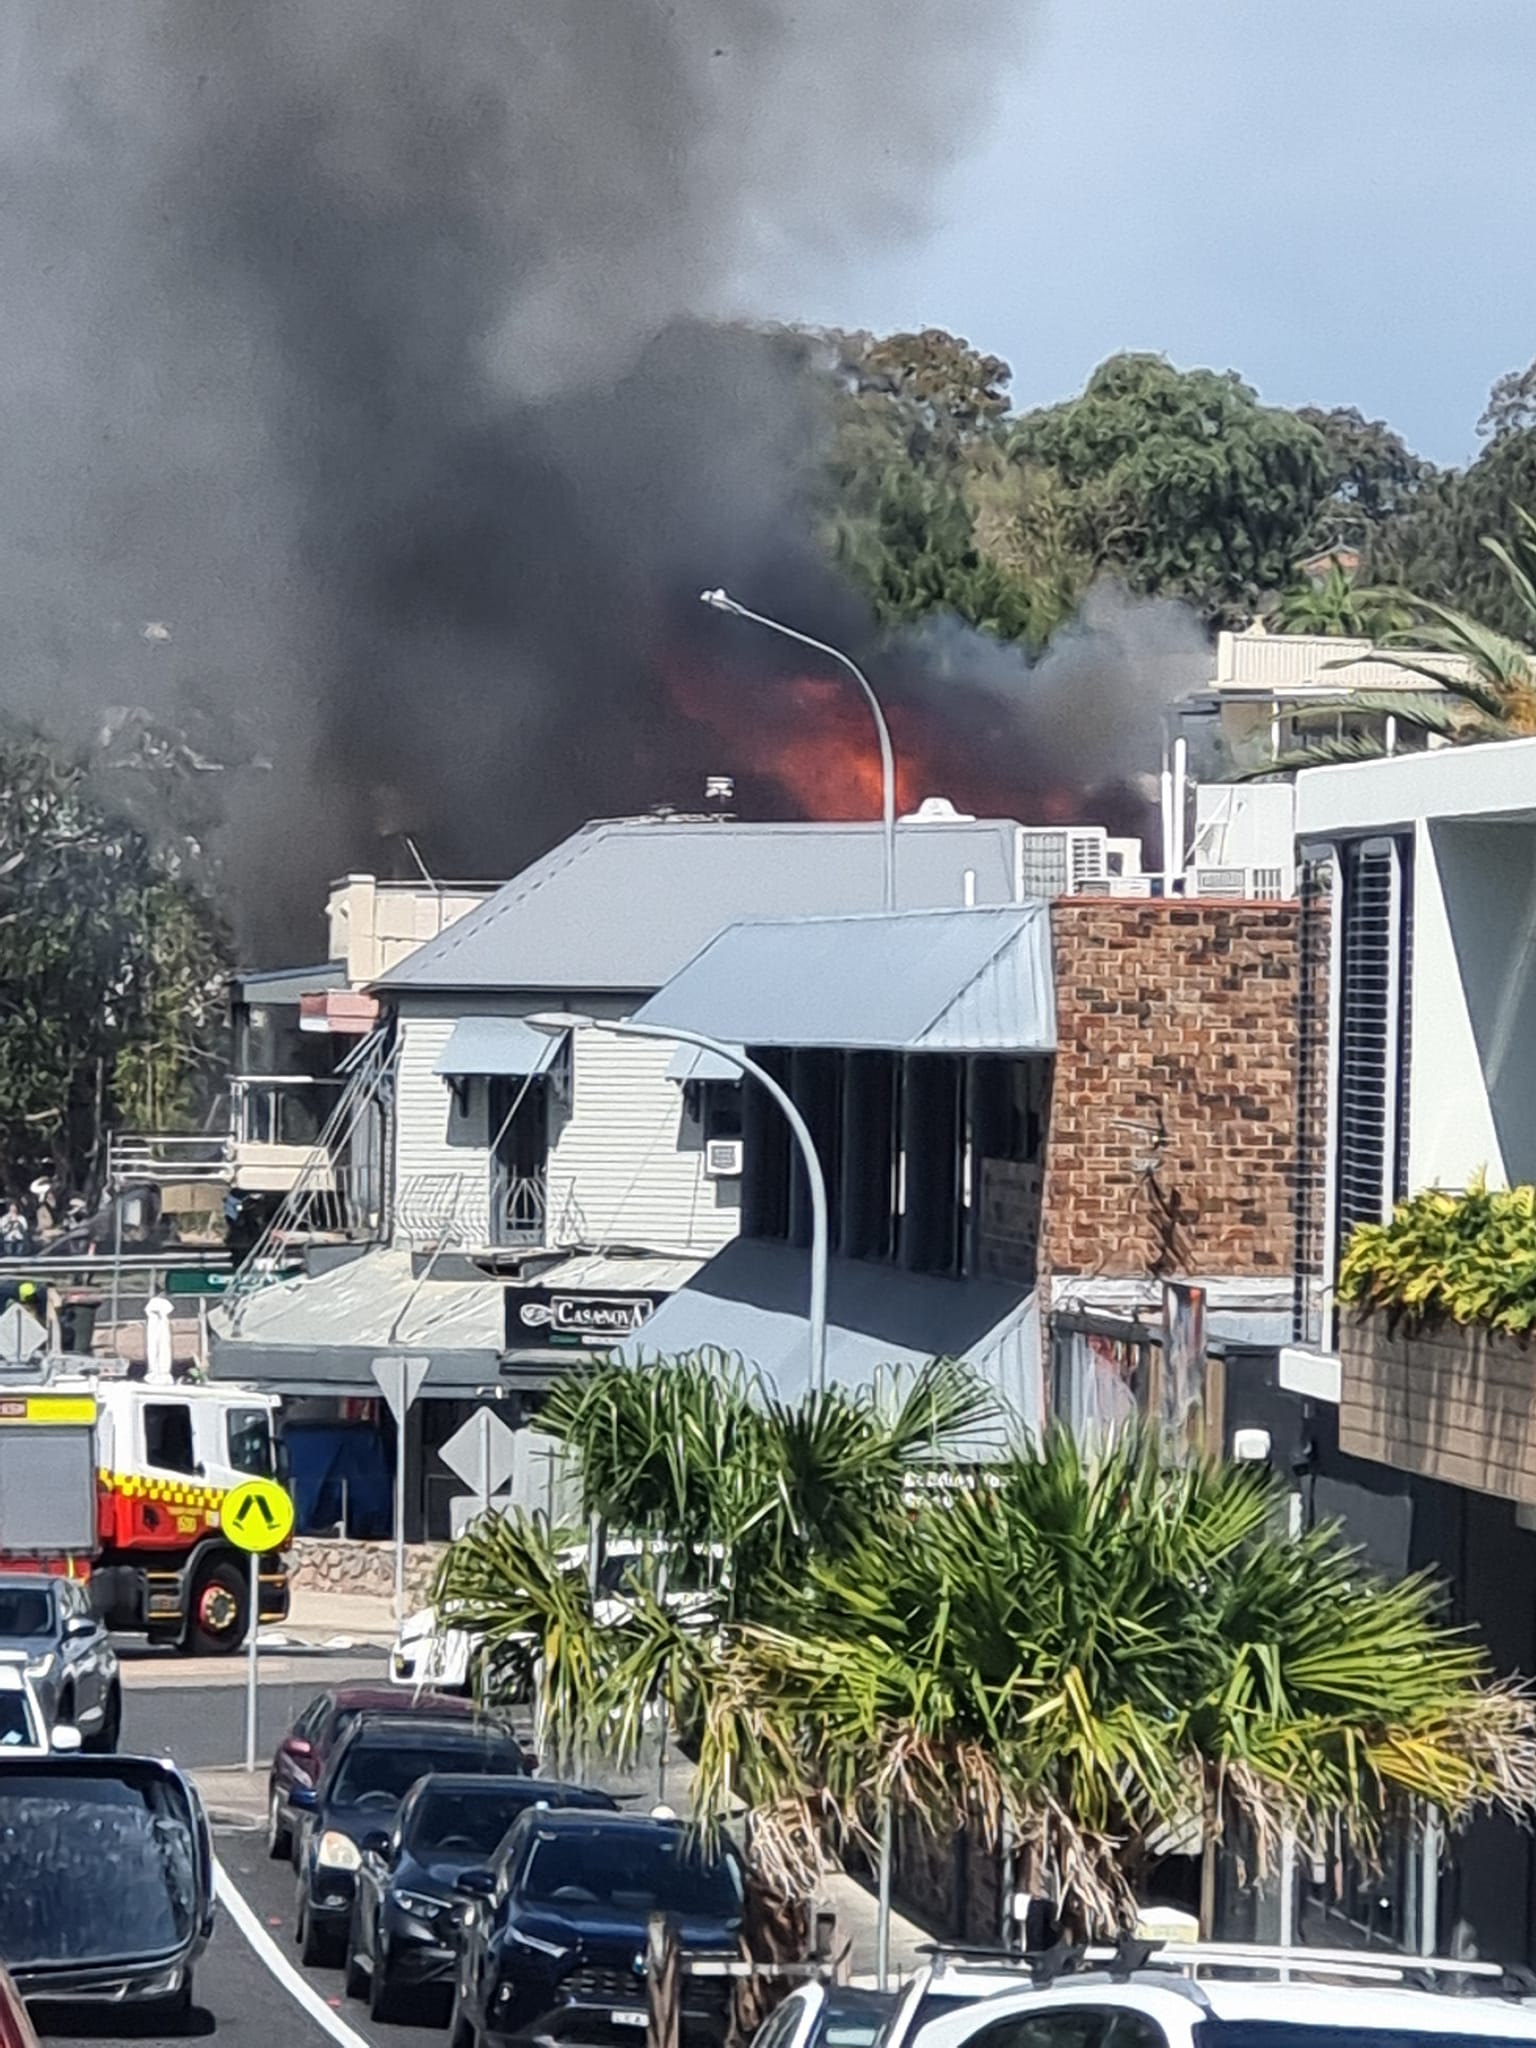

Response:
(767, 0), (1534, 467)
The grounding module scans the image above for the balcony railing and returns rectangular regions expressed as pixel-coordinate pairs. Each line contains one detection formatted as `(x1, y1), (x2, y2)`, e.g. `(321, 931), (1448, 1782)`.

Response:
(394, 1171), (551, 1250)
(107, 1133), (230, 1186)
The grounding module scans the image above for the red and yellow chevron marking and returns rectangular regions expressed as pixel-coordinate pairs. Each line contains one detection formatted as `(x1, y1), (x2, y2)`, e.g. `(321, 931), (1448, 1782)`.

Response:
(101, 1469), (227, 1513)
(99, 1469), (228, 1551)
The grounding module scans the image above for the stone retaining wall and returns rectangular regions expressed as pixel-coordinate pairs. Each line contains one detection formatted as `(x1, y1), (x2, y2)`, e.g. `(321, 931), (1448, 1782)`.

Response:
(288, 1536), (448, 1604)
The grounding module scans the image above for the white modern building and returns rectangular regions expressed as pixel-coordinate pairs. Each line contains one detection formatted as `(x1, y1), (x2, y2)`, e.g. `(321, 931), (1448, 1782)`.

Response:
(1281, 735), (1536, 1386)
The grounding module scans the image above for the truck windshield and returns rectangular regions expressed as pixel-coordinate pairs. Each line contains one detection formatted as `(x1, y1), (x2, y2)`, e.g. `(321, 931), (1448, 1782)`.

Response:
(226, 1408), (273, 1477)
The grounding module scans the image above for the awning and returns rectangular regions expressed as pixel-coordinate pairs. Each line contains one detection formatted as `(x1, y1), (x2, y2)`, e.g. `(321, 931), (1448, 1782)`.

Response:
(434, 1017), (568, 1079)
(614, 1237), (1042, 1449)
(632, 905), (1055, 1054)
(665, 1042), (743, 1084)
(208, 1247), (507, 1395)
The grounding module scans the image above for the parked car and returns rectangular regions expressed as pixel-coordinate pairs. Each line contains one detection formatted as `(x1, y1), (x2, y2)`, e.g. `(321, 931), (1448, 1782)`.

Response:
(0, 1753), (213, 2019)
(880, 1958), (1047, 2048)
(908, 1969), (1536, 2048)
(750, 1983), (897, 2048)
(267, 1681), (487, 1863)
(293, 1712), (529, 1968)
(345, 1772), (618, 2024)
(391, 1539), (725, 1695)
(0, 1664), (80, 1758)
(0, 1965), (39, 2048)
(0, 1574), (120, 1751)
(450, 1808), (744, 2048)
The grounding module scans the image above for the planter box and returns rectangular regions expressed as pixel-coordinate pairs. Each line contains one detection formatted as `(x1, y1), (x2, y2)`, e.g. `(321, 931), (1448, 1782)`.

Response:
(1339, 1310), (1536, 1504)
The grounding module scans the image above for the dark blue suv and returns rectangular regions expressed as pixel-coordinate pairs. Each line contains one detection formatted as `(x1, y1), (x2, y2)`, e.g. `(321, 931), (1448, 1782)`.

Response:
(293, 1713), (527, 1967)
(450, 1809), (743, 2048)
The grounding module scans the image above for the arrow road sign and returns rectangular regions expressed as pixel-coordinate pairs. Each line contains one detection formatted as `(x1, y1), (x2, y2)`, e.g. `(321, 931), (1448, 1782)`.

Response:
(371, 1354), (430, 1425)
(221, 1477), (295, 1554)
(440, 1406), (519, 1502)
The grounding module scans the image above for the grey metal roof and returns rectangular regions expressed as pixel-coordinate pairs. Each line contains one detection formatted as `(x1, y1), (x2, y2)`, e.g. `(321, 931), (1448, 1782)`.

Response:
(434, 1016), (568, 1078)
(233, 960), (347, 1006)
(633, 905), (1055, 1053)
(665, 1042), (743, 1083)
(377, 817), (1026, 995)
(614, 1237), (1040, 1445)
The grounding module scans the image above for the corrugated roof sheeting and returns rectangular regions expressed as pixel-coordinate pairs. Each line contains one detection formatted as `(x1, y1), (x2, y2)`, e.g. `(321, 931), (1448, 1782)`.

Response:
(212, 1248), (506, 1355)
(433, 1015), (567, 1077)
(665, 1042), (743, 1083)
(377, 818), (1027, 994)
(613, 1238), (1041, 1451)
(633, 906), (1055, 1053)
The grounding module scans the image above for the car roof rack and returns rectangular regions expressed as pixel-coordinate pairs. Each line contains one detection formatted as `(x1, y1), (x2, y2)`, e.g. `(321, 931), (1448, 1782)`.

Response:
(919, 1937), (1524, 1996)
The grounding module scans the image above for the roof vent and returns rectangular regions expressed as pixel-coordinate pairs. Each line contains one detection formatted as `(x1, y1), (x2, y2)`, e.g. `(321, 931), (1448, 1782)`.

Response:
(901, 796), (975, 824)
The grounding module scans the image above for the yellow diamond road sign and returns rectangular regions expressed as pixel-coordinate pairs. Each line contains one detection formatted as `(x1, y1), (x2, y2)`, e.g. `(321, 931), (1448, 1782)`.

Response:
(221, 1477), (295, 1554)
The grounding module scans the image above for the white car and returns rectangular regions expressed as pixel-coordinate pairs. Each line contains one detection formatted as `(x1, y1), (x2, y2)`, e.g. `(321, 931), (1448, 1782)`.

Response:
(0, 1662), (82, 1757)
(908, 1957), (1536, 2048)
(390, 1539), (724, 1694)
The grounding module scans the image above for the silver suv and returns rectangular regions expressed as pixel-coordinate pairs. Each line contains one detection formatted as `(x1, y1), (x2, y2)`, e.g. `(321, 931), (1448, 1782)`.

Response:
(0, 1574), (120, 1751)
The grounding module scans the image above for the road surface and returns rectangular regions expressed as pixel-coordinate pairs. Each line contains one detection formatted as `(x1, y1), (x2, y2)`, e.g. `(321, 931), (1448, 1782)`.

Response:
(119, 1659), (383, 1771)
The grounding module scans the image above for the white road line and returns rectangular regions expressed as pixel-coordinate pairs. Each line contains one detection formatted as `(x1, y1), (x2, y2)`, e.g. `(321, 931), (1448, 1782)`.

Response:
(213, 1854), (373, 2048)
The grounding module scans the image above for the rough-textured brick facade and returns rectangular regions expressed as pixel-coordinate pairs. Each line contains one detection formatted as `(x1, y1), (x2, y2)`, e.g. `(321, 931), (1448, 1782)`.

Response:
(1042, 900), (1301, 1281)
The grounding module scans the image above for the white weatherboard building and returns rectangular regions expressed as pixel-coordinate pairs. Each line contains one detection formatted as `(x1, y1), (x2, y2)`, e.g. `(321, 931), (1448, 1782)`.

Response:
(210, 810), (1060, 1534)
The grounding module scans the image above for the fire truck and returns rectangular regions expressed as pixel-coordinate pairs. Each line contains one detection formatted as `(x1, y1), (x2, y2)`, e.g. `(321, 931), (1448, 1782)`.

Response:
(0, 1363), (290, 1654)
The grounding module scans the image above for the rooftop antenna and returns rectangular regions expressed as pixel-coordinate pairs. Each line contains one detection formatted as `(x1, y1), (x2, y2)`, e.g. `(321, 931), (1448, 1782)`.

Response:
(403, 833), (448, 936)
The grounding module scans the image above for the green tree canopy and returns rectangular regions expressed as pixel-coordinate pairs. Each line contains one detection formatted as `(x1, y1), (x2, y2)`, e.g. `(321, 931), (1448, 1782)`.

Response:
(0, 724), (229, 1191)
(439, 1357), (1536, 1933)
(1007, 354), (1334, 624)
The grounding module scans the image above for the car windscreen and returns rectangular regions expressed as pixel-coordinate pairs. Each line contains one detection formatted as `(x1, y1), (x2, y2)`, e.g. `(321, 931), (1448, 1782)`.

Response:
(519, 1827), (742, 1917)
(406, 1784), (555, 1856)
(0, 1590), (52, 1638)
(0, 1692), (40, 1750)
(0, 1770), (197, 1966)
(333, 1739), (524, 1806)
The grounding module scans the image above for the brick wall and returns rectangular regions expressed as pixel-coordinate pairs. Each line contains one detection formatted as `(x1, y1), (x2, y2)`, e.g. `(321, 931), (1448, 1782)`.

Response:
(1042, 900), (1301, 1281)
(1341, 1311), (1536, 1503)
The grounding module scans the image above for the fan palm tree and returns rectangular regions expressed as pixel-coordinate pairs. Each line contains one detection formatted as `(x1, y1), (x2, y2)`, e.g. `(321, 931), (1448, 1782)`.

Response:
(438, 1362), (1536, 1936)
(1239, 509), (1536, 774)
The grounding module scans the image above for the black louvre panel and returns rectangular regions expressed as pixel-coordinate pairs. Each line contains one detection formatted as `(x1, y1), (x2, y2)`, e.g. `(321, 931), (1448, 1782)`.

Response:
(1334, 837), (1410, 1249)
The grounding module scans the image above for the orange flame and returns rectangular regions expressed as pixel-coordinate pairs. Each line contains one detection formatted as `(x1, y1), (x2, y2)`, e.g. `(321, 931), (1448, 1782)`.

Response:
(666, 656), (1040, 823)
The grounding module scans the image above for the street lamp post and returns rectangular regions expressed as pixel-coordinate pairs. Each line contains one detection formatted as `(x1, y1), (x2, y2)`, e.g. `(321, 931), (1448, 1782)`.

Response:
(699, 588), (897, 913)
(525, 1013), (829, 1394)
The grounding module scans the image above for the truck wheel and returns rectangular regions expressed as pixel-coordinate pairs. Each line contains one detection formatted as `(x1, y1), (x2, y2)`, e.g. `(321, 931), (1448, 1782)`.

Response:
(187, 1558), (247, 1655)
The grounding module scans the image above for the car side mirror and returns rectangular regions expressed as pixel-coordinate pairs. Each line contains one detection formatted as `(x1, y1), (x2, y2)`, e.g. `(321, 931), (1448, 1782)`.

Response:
(286, 1737), (313, 1760)
(64, 1616), (97, 1641)
(360, 1829), (390, 1859)
(50, 1724), (83, 1753)
(288, 1784), (319, 1811)
(454, 1868), (496, 1899)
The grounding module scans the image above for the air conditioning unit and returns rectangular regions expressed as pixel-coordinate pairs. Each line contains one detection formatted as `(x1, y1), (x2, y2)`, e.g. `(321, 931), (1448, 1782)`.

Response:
(704, 1139), (744, 1179)
(1191, 865), (1294, 900)
(1018, 827), (1109, 898)
(1103, 875), (1154, 898)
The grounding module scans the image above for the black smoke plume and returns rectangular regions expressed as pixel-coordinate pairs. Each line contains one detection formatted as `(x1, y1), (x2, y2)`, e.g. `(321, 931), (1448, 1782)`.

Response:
(0, 5), (1201, 960)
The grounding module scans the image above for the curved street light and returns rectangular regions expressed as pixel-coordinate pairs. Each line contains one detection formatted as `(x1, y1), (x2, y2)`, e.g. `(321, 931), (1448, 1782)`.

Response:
(699, 588), (896, 913)
(526, 1011), (828, 1394)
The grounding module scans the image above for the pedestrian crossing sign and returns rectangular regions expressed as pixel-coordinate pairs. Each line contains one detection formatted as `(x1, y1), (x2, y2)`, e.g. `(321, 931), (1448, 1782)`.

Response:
(221, 1477), (295, 1553)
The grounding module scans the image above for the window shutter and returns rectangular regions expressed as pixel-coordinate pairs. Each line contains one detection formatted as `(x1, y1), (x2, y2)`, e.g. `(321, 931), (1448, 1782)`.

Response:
(1335, 835), (1413, 1246)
